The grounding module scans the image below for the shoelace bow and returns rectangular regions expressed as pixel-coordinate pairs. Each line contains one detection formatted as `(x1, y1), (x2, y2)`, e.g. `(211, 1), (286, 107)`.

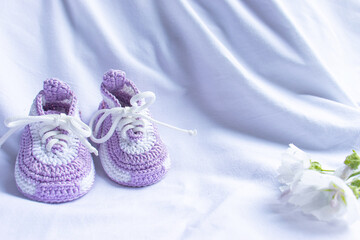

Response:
(89, 91), (197, 144)
(0, 113), (98, 155)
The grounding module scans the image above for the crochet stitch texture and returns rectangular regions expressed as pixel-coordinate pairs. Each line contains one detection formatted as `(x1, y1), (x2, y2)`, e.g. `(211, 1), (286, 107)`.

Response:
(93, 70), (170, 187)
(14, 79), (95, 203)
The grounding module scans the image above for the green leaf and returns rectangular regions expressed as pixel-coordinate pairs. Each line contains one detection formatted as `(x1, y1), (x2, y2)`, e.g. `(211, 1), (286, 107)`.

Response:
(351, 179), (360, 187)
(349, 179), (360, 199)
(344, 150), (360, 170)
(349, 185), (360, 199)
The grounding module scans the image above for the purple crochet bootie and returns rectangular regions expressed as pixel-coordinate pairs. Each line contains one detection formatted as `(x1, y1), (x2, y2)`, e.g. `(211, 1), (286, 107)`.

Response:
(90, 70), (196, 187)
(0, 79), (98, 203)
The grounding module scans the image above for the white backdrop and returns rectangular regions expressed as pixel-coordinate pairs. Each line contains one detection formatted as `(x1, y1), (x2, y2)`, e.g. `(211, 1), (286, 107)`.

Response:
(1, 0), (360, 239)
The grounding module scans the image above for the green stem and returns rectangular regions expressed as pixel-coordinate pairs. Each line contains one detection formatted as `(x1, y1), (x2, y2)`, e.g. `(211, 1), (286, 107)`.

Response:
(321, 169), (335, 172)
(348, 171), (360, 180)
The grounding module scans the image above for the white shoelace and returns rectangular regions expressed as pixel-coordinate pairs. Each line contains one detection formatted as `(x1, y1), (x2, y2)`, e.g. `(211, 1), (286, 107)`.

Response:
(0, 113), (98, 155)
(89, 91), (197, 144)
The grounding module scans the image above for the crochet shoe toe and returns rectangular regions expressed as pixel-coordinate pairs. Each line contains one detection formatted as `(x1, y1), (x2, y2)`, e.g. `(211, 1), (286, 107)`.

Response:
(1, 79), (97, 203)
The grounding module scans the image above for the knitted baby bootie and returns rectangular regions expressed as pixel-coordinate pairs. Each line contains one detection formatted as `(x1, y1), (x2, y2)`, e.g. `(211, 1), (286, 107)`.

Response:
(90, 69), (196, 187)
(0, 79), (97, 203)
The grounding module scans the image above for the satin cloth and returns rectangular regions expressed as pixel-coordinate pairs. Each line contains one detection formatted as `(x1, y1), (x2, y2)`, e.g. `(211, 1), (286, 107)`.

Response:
(1, 1), (360, 239)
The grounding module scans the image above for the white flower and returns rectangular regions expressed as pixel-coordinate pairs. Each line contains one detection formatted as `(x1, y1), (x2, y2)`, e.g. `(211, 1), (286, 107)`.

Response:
(277, 144), (310, 191)
(287, 170), (360, 223)
(334, 165), (353, 180)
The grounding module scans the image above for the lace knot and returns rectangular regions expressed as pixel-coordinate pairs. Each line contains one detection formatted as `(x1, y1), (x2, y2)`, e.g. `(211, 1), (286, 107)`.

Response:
(0, 114), (98, 155)
(89, 91), (197, 144)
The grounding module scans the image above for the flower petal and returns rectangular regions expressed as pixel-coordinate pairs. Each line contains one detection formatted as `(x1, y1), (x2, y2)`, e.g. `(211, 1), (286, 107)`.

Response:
(287, 170), (360, 223)
(277, 144), (310, 187)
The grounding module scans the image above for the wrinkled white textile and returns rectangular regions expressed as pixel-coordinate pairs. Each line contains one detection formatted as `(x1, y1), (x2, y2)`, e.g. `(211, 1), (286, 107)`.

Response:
(1, 0), (360, 239)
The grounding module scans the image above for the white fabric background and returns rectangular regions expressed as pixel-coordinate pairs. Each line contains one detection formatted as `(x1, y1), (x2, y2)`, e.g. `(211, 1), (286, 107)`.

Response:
(1, 0), (360, 239)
